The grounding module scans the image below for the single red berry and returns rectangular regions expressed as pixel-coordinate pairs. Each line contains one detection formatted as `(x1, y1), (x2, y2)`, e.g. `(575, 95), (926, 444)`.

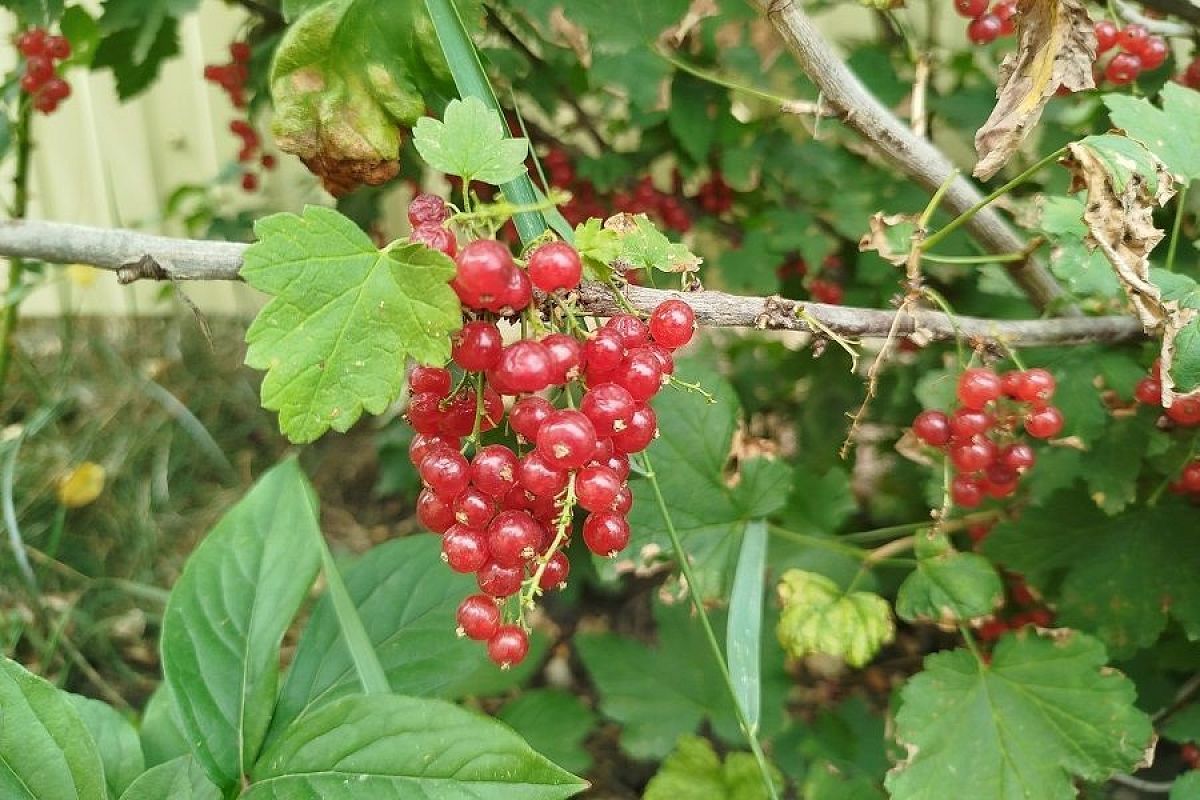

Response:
(492, 267), (533, 314)
(45, 35), (70, 60)
(487, 625), (530, 668)
(599, 452), (632, 481)
(999, 442), (1036, 471)
(539, 551), (570, 590)
(648, 299), (696, 350)
(453, 487), (496, 529)
(951, 474), (984, 508)
(950, 436), (998, 473)
(605, 315), (650, 349)
(24, 55), (54, 84)
(1139, 36), (1169, 70)
(581, 383), (637, 438)
(510, 396), (555, 441)
(614, 348), (665, 403)
(1117, 23), (1148, 53)
(584, 329), (626, 378)
(416, 488), (456, 533)
(1000, 370), (1024, 398)
(1182, 743), (1200, 770)
(32, 92), (58, 114)
(1024, 406), (1064, 439)
(611, 405), (657, 453)
(519, 451), (569, 497)
(983, 464), (1020, 498)
(977, 618), (1008, 642)
(527, 241), (583, 292)
(19, 73), (41, 94)
(1106, 52), (1142, 85)
(419, 449), (471, 497)
(229, 40), (251, 63)
(487, 510), (542, 566)
(42, 76), (69, 102)
(611, 485), (633, 514)
(261, 154), (277, 170)
(528, 492), (563, 525)
(954, 0), (987, 17)
(1167, 396), (1200, 427)
(1134, 376), (1162, 405)
(645, 343), (675, 376)
(456, 594), (500, 640)
(455, 240), (514, 302)
(441, 525), (489, 572)
(537, 410), (598, 470)
(410, 365), (451, 396)
(1095, 20), (1119, 52)
(1014, 368), (1056, 403)
(576, 464), (623, 512)
(913, 410), (952, 446)
(957, 368), (1003, 409)
(409, 432), (458, 466)
(582, 512), (631, 557)
(471, 445), (520, 498)
(493, 341), (554, 393)
(412, 224), (457, 257)
(967, 13), (1003, 45)
(477, 561), (524, 598)
(241, 172), (259, 192)
(408, 192), (450, 227)
(16, 28), (47, 57)
(1181, 461), (1200, 493)
(809, 278), (844, 305)
(950, 408), (993, 440)
(541, 333), (584, 384)
(406, 392), (446, 434)
(452, 321), (503, 372)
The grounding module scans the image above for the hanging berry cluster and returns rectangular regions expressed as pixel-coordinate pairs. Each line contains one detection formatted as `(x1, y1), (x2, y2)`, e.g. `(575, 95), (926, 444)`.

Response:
(544, 148), (695, 234)
(975, 570), (1055, 642)
(204, 42), (275, 192)
(775, 253), (845, 305)
(912, 367), (1064, 508)
(953, 0), (1016, 45)
(401, 194), (697, 668)
(1094, 21), (1169, 85)
(1134, 359), (1200, 426)
(15, 28), (71, 115)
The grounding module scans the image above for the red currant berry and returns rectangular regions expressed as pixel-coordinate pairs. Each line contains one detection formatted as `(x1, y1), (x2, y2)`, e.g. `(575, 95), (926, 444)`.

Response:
(1024, 406), (1064, 438)
(410, 365), (451, 396)
(455, 239), (513, 300)
(452, 321), (503, 372)
(583, 512), (631, 557)
(408, 193), (450, 227)
(1140, 36), (1169, 70)
(951, 474), (984, 508)
(967, 13), (1002, 45)
(1167, 396), (1200, 426)
(492, 267), (533, 314)
(950, 436), (997, 473)
(599, 452), (632, 481)
(537, 410), (598, 470)
(576, 464), (623, 512)
(648, 299), (696, 350)
(581, 383), (636, 438)
(611, 485), (633, 514)
(949, 408), (992, 440)
(528, 492), (564, 525)
(614, 348), (665, 403)
(999, 442), (1036, 471)
(453, 487), (496, 529)
(417, 488), (456, 533)
(407, 392), (446, 434)
(983, 464), (1020, 498)
(510, 396), (555, 441)
(419, 449), (471, 497)
(1095, 20), (1119, 52)
(1184, 743), (1200, 770)
(957, 368), (1003, 409)
(605, 315), (650, 349)
(493, 341), (554, 393)
(1106, 52), (1142, 84)
(456, 594), (500, 640)
(809, 278), (844, 305)
(471, 445), (519, 498)
(487, 625), (529, 668)
(42, 76), (69, 102)
(229, 41), (251, 63)
(25, 55), (53, 84)
(19, 73), (41, 94)
(45, 35), (70, 60)
(503, 486), (535, 513)
(32, 92), (58, 114)
(477, 561), (524, 598)
(539, 551), (570, 590)
(519, 451), (569, 497)
(411, 224), (457, 257)
(645, 343), (675, 376)
(487, 510), (542, 566)
(527, 241), (583, 292)
(1015, 368), (1056, 403)
(583, 329), (626, 377)
(16, 29), (47, 58)
(1117, 23), (1148, 53)
(611, 405), (657, 453)
(1180, 461), (1200, 493)
(954, 0), (987, 16)
(541, 333), (584, 384)
(1134, 377), (1162, 405)
(261, 154), (277, 170)
(409, 433), (457, 466)
(1000, 370), (1024, 398)
(913, 410), (952, 446)
(442, 525), (489, 572)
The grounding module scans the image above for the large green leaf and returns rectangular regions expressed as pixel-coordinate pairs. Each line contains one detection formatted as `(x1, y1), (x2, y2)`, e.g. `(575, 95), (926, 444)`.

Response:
(895, 531), (1003, 625)
(982, 493), (1200, 657)
(1104, 84), (1200, 184)
(246, 694), (587, 798)
(643, 735), (782, 800)
(68, 695), (143, 799)
(0, 657), (105, 800)
(137, 684), (190, 768)
(160, 459), (323, 789)
(621, 362), (792, 600)
(242, 206), (461, 443)
(498, 690), (597, 776)
(886, 630), (1152, 799)
(118, 757), (220, 800)
(269, 536), (526, 741)
(413, 96), (529, 185)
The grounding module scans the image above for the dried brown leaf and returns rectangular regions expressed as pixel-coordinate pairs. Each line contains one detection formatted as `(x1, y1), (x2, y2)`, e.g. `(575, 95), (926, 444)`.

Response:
(974, 0), (1097, 179)
(858, 212), (919, 266)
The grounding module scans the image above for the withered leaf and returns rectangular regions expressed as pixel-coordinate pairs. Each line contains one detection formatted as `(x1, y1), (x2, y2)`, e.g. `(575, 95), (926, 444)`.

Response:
(858, 212), (919, 266)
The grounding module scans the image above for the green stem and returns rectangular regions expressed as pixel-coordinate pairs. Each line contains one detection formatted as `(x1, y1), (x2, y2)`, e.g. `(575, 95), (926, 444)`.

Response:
(921, 251), (1027, 265)
(642, 454), (779, 800)
(919, 169), (959, 229)
(1166, 183), (1188, 272)
(767, 524), (918, 566)
(919, 147), (1066, 253)
(44, 505), (67, 563)
(0, 99), (34, 397)
(921, 287), (966, 367)
(655, 49), (795, 107)
(314, 534), (389, 694)
(839, 510), (1000, 544)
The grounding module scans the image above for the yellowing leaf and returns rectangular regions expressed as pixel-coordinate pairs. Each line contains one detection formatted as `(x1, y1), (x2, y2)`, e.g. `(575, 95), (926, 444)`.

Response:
(973, 0), (1096, 180)
(776, 570), (894, 668)
(57, 462), (106, 508)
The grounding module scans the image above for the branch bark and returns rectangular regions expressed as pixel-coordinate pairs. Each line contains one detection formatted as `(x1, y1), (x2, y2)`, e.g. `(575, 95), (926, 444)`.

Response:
(753, 0), (1075, 315)
(0, 219), (1143, 347)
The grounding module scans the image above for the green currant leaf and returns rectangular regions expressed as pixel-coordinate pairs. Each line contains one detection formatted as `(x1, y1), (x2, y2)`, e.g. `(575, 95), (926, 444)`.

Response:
(242, 206), (460, 443)
(895, 531), (1003, 625)
(68, 694), (143, 799)
(1085, 416), (1150, 514)
(1173, 772), (1200, 800)
(0, 657), (105, 800)
(91, 0), (197, 99)
(498, 690), (597, 775)
(247, 694), (587, 798)
(982, 493), (1200, 658)
(643, 736), (783, 800)
(886, 629), (1153, 800)
(1104, 84), (1200, 185)
(780, 696), (888, 794)
(614, 214), (702, 274)
(573, 218), (620, 281)
(775, 569), (894, 668)
(413, 96), (530, 185)
(117, 756), (220, 800)
(1071, 133), (1170, 194)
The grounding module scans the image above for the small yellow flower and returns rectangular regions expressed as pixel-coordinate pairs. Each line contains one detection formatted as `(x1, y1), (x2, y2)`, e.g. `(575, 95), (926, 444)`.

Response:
(57, 462), (106, 508)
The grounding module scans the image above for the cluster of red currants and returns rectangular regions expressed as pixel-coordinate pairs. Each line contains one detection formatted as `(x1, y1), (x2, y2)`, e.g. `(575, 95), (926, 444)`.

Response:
(954, 0), (1017, 45)
(912, 367), (1064, 508)
(976, 571), (1055, 642)
(204, 43), (275, 192)
(402, 194), (697, 668)
(545, 148), (695, 233)
(776, 253), (845, 305)
(695, 173), (734, 215)
(1134, 359), (1200, 425)
(1093, 21), (1169, 85)
(1177, 55), (1200, 88)
(15, 28), (71, 114)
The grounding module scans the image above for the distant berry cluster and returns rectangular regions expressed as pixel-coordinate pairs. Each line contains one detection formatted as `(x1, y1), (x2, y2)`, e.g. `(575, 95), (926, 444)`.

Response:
(15, 28), (71, 115)
(953, 0), (1016, 45)
(204, 42), (275, 192)
(1094, 21), (1169, 85)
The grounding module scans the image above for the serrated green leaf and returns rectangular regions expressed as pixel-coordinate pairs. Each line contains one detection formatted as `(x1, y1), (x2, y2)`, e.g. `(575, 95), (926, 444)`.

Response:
(413, 96), (529, 184)
(550, 0), (689, 53)
(138, 684), (189, 768)
(160, 459), (322, 789)
(983, 493), (1200, 657)
(59, 6), (100, 67)
(1104, 84), (1200, 183)
(643, 736), (783, 800)
(68, 694), (143, 799)
(0, 657), (105, 800)
(573, 218), (619, 281)
(616, 214), (701, 273)
(498, 690), (597, 775)
(1073, 133), (1168, 194)
(1036, 197), (1121, 296)
(887, 630), (1153, 800)
(776, 570), (894, 667)
(247, 694), (587, 798)
(895, 531), (1003, 625)
(118, 756), (220, 800)
(777, 466), (856, 536)
(242, 206), (460, 443)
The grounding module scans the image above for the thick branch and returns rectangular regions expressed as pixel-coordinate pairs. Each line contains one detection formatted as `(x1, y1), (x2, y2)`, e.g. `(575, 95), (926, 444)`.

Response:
(753, 0), (1074, 315)
(0, 219), (1142, 347)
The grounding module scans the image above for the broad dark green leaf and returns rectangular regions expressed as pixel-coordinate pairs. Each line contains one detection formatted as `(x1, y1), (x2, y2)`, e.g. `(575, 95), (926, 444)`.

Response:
(117, 756), (220, 800)
(727, 520), (767, 734)
(895, 531), (1003, 625)
(160, 459), (323, 789)
(68, 695), (143, 799)
(0, 657), (105, 800)
(137, 684), (190, 768)
(247, 694), (587, 798)
(498, 689), (597, 775)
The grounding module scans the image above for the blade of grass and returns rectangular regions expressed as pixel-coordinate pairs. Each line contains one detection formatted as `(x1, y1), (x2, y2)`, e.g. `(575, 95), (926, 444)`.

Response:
(727, 519), (767, 735)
